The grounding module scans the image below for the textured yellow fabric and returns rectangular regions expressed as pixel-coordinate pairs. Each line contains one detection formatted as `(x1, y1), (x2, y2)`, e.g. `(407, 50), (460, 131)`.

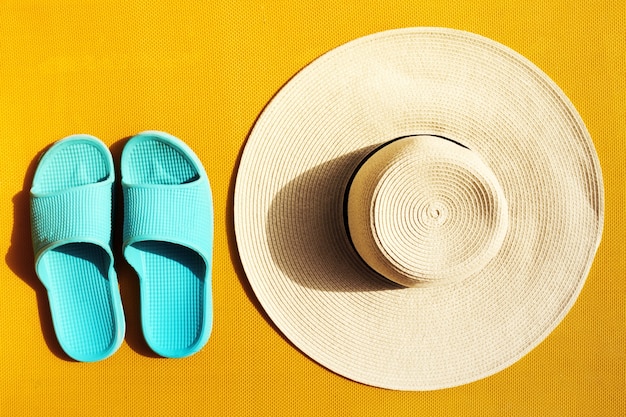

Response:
(0, 1), (623, 416)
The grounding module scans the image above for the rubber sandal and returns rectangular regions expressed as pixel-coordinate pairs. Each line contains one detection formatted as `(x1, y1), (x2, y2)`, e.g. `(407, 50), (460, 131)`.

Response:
(30, 135), (125, 362)
(121, 131), (213, 358)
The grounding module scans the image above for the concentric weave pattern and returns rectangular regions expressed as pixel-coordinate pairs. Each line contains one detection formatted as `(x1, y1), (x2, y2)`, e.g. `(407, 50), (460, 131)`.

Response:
(234, 28), (603, 390)
(347, 135), (508, 287)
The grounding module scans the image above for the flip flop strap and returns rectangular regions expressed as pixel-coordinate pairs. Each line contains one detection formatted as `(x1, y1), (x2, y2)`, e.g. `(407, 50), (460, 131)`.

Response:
(31, 182), (113, 259)
(122, 182), (213, 256)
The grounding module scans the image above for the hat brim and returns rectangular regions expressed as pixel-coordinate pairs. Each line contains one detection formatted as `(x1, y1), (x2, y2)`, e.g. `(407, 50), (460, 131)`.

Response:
(233, 27), (603, 390)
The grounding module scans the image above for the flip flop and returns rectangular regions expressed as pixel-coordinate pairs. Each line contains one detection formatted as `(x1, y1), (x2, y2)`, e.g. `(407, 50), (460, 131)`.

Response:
(121, 131), (213, 358)
(30, 135), (125, 362)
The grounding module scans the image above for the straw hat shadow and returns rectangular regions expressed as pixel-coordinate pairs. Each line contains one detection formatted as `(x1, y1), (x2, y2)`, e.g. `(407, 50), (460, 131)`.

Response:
(265, 147), (400, 293)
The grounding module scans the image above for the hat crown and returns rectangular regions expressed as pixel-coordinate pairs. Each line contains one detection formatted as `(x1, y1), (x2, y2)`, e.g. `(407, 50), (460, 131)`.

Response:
(346, 135), (509, 287)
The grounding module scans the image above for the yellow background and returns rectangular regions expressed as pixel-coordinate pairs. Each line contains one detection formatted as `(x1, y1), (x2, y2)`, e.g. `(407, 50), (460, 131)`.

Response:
(0, 1), (623, 416)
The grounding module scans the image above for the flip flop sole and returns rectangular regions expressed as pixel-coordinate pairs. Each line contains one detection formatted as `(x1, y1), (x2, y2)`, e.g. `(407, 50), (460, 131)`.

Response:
(122, 131), (213, 358)
(31, 135), (125, 362)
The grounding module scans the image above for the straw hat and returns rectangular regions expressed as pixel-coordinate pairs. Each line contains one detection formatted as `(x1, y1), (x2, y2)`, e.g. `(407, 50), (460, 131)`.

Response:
(233, 27), (603, 390)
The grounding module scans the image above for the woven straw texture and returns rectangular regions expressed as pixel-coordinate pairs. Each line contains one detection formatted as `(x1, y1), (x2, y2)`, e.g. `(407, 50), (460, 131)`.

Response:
(346, 135), (509, 288)
(234, 27), (603, 390)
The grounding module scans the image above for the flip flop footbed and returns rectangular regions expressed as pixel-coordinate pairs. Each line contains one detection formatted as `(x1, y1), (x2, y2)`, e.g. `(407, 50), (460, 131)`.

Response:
(41, 243), (119, 358)
(125, 241), (207, 354)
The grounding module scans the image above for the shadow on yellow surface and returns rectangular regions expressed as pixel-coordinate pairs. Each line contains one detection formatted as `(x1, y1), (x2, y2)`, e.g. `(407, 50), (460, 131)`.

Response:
(5, 145), (72, 360)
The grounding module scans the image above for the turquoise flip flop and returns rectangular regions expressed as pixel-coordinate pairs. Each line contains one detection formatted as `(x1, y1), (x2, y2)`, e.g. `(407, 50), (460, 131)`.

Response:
(121, 131), (213, 358)
(30, 135), (125, 362)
